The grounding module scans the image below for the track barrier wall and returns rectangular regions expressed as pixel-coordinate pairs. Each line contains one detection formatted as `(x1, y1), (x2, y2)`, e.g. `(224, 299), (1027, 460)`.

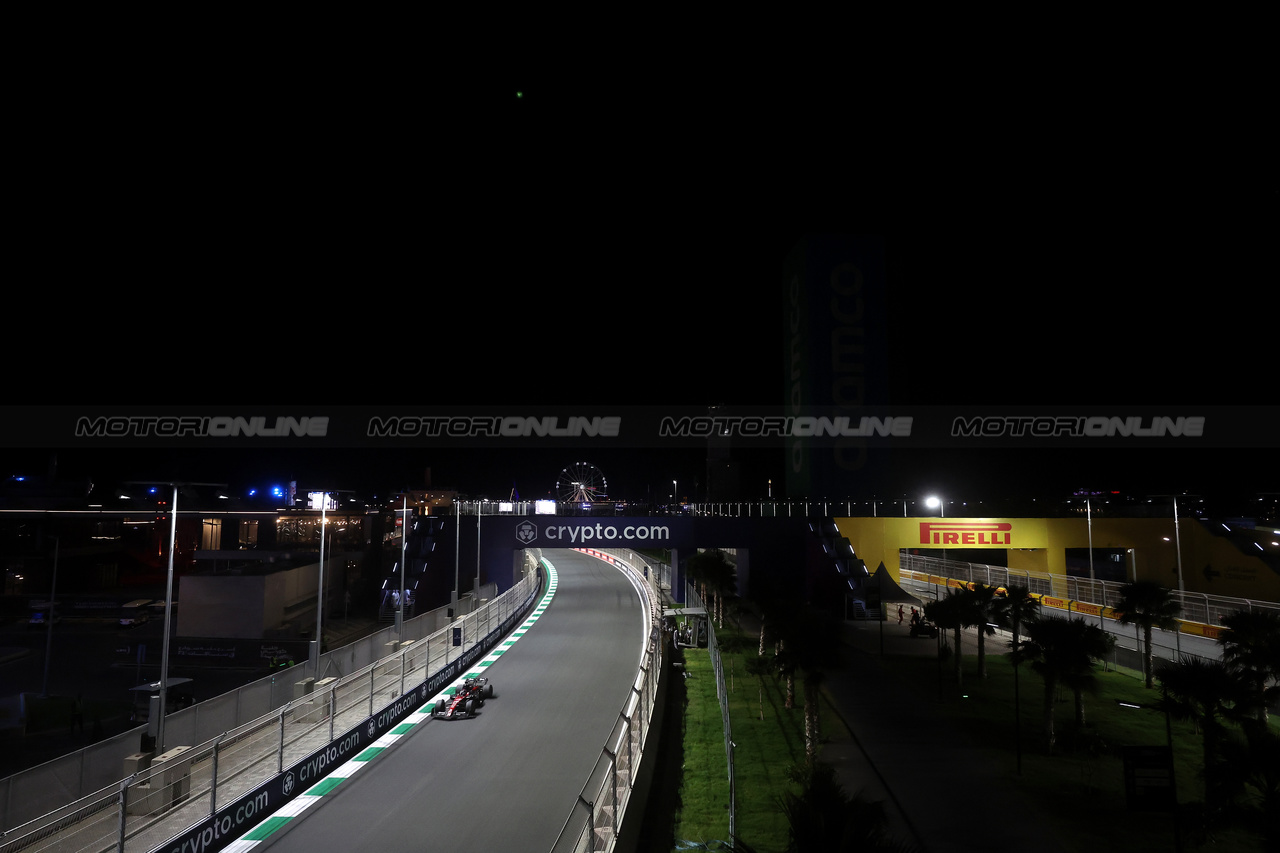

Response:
(0, 556), (543, 853)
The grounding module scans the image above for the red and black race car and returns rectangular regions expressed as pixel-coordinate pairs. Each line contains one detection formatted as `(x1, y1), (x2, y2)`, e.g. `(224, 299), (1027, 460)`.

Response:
(432, 676), (494, 720)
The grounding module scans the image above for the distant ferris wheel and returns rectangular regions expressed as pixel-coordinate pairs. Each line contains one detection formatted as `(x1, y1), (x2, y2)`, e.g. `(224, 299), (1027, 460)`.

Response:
(557, 462), (607, 503)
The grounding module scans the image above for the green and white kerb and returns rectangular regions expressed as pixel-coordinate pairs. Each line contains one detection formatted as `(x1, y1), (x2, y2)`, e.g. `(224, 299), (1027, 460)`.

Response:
(222, 561), (559, 852)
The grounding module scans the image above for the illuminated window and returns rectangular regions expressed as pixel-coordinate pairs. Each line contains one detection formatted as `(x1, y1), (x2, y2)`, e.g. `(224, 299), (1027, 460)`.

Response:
(201, 518), (222, 550)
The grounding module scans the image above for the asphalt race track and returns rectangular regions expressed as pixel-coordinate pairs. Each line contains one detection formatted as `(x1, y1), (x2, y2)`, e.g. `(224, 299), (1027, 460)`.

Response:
(251, 549), (647, 852)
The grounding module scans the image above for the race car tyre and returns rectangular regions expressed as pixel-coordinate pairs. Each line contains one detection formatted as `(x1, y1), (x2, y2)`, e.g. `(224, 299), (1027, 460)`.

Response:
(434, 699), (445, 716)
(464, 698), (475, 717)
(484, 683), (494, 699)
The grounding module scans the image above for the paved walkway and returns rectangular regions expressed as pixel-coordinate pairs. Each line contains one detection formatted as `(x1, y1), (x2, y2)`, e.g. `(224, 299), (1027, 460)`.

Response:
(818, 616), (1073, 853)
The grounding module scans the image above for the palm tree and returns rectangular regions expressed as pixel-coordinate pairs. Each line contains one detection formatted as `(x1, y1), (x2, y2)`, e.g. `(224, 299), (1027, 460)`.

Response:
(744, 654), (772, 721)
(958, 583), (1000, 680)
(1156, 655), (1252, 813)
(771, 605), (841, 763)
(771, 606), (802, 710)
(994, 585), (1040, 773)
(1062, 622), (1115, 728)
(1219, 720), (1280, 848)
(1217, 609), (1280, 725)
(745, 571), (789, 659)
(1114, 581), (1182, 688)
(993, 584), (1040, 655)
(778, 761), (920, 852)
(1020, 616), (1109, 753)
(687, 548), (736, 628)
(924, 589), (967, 689)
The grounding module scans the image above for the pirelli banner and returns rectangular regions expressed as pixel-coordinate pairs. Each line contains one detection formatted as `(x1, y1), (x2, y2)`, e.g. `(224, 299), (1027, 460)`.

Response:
(906, 514), (1044, 548)
(895, 517), (1048, 550)
(835, 517), (1050, 585)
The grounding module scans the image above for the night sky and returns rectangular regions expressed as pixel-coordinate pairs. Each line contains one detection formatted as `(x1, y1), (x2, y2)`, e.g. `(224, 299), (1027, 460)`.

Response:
(4, 58), (1274, 512)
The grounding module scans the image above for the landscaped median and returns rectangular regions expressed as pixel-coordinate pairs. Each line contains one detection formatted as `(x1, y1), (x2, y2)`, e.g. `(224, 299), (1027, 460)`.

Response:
(670, 629), (851, 852)
(669, 617), (1278, 853)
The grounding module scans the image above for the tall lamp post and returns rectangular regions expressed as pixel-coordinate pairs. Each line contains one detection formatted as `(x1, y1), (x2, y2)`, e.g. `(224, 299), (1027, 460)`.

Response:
(313, 495), (327, 677)
(305, 488), (353, 678)
(453, 500), (460, 620)
(1086, 498), (1104, 627)
(926, 494), (946, 568)
(1150, 493), (1198, 657)
(40, 537), (59, 698)
(126, 480), (223, 755)
(397, 496), (409, 636)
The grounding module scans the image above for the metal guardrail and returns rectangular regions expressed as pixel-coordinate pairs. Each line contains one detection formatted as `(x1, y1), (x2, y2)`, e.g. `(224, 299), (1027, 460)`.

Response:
(0, 565), (542, 853)
(898, 552), (1280, 627)
(549, 548), (663, 853)
(897, 553), (1280, 684)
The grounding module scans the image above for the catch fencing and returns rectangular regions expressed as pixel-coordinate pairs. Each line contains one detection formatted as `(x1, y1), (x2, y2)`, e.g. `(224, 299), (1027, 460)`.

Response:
(0, 560), (542, 853)
(896, 552), (1280, 677)
(898, 552), (1280, 627)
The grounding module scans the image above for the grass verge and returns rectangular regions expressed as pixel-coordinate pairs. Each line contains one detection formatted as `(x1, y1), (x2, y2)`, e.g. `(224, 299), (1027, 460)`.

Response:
(671, 628), (852, 852)
(669, 620), (1276, 853)
(884, 646), (1277, 853)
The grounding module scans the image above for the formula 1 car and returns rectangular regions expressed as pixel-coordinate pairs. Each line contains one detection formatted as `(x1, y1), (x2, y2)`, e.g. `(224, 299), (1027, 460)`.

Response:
(432, 676), (494, 720)
(909, 618), (939, 639)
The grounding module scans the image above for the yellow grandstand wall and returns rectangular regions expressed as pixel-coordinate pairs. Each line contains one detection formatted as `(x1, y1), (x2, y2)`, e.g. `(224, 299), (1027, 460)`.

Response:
(833, 517), (1049, 581)
(833, 516), (1279, 601)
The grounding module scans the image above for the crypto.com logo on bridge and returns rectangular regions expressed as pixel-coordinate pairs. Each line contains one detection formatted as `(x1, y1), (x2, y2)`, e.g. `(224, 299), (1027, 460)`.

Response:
(513, 519), (674, 547)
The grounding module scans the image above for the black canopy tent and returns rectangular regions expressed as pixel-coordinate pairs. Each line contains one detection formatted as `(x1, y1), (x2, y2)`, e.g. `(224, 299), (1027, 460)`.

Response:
(866, 562), (925, 606)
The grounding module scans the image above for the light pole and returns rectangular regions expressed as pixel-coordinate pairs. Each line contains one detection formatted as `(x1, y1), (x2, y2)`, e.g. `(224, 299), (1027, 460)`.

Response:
(1087, 497), (1095, 582)
(312, 495), (328, 678)
(40, 537), (59, 698)
(126, 481), (222, 754)
(1149, 494), (1196, 599)
(452, 500), (460, 621)
(159, 485), (178, 753)
(397, 496), (408, 636)
(1086, 498), (1103, 627)
(1151, 493), (1198, 657)
(1172, 496), (1186, 599)
(305, 488), (354, 677)
(926, 495), (946, 567)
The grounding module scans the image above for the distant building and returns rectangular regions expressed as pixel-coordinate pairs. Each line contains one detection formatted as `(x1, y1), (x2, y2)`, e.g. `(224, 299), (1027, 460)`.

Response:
(393, 487), (459, 516)
(781, 235), (891, 500)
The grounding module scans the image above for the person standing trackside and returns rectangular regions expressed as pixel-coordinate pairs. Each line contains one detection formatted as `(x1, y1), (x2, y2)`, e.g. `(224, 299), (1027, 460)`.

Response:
(897, 604), (905, 624)
(71, 694), (85, 737)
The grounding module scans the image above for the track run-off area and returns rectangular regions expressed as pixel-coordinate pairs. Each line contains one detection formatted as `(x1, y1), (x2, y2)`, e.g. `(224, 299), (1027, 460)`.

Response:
(223, 548), (648, 852)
